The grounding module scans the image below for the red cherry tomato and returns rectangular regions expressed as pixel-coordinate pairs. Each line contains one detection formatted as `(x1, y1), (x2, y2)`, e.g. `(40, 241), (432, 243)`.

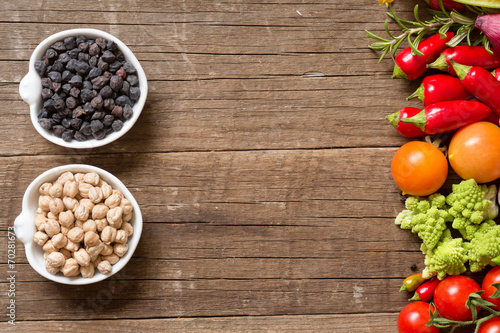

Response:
(397, 301), (439, 333)
(482, 267), (500, 310)
(434, 275), (481, 321)
(391, 141), (448, 196)
(448, 122), (500, 183)
(478, 317), (500, 333)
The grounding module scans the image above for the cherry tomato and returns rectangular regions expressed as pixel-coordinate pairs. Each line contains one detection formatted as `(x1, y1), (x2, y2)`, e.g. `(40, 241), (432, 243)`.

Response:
(478, 317), (500, 333)
(448, 121), (500, 183)
(482, 267), (500, 310)
(434, 275), (481, 321)
(397, 301), (439, 333)
(391, 141), (448, 196)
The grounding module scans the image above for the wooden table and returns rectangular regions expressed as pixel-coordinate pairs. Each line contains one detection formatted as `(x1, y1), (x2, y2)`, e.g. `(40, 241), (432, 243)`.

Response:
(0, 1), (445, 332)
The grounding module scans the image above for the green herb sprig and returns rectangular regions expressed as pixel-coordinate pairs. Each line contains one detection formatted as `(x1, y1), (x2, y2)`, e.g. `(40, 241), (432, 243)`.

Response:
(366, 0), (489, 63)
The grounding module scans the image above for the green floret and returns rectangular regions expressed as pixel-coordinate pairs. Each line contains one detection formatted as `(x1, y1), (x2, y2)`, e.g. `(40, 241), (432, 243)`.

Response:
(422, 229), (468, 280)
(466, 220), (500, 272)
(446, 179), (498, 240)
(395, 194), (451, 251)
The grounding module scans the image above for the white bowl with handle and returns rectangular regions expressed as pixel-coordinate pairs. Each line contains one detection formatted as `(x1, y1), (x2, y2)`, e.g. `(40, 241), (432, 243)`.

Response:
(14, 164), (143, 285)
(19, 28), (148, 149)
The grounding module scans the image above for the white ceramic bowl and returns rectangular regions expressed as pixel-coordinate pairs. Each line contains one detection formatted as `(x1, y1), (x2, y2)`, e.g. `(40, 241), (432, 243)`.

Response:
(19, 28), (148, 149)
(14, 164), (143, 285)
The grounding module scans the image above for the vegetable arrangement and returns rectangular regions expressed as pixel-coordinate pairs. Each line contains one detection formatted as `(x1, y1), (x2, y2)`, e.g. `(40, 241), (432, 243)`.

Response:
(369, 0), (500, 331)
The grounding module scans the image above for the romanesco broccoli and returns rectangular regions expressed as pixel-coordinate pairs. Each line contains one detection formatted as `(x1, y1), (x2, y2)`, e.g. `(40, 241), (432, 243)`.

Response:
(446, 179), (498, 240)
(395, 194), (451, 252)
(466, 220), (500, 272)
(422, 229), (468, 280)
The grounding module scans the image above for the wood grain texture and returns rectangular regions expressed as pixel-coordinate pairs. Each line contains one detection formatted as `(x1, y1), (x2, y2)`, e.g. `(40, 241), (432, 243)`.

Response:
(0, 0), (460, 332)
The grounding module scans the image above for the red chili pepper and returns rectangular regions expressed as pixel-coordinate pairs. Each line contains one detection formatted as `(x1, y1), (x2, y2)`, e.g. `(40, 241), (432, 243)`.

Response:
(386, 107), (427, 137)
(393, 32), (454, 81)
(409, 277), (440, 302)
(428, 45), (500, 76)
(407, 74), (470, 106)
(452, 60), (500, 117)
(400, 100), (492, 134)
(493, 68), (500, 81)
(426, 0), (465, 12)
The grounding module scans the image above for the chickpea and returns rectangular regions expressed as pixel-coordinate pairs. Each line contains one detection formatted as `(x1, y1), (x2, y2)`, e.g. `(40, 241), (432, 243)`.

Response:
(84, 172), (100, 186)
(101, 226), (117, 245)
(86, 242), (104, 262)
(89, 186), (103, 204)
(67, 227), (85, 243)
(120, 222), (134, 237)
(79, 198), (95, 212)
(65, 240), (80, 253)
(58, 210), (75, 228)
(63, 196), (79, 211)
(43, 240), (57, 253)
(45, 261), (60, 275)
(104, 193), (122, 208)
(80, 263), (95, 278)
(84, 231), (100, 247)
(75, 172), (85, 182)
(39, 183), (52, 196)
(56, 171), (74, 184)
(74, 204), (90, 222)
(63, 180), (78, 198)
(46, 251), (66, 268)
(101, 253), (120, 265)
(60, 224), (73, 236)
(93, 256), (103, 268)
(51, 233), (68, 249)
(47, 212), (58, 220)
(120, 198), (134, 215)
(48, 182), (63, 198)
(49, 198), (64, 215)
(92, 204), (109, 220)
(95, 218), (108, 232)
(61, 258), (80, 277)
(113, 243), (129, 257)
(100, 243), (114, 256)
(75, 220), (84, 229)
(114, 229), (128, 244)
(38, 195), (51, 212)
(82, 219), (97, 233)
(36, 207), (46, 216)
(60, 248), (72, 259)
(34, 214), (47, 231)
(33, 231), (49, 246)
(97, 260), (112, 275)
(44, 219), (60, 238)
(78, 182), (93, 198)
(107, 206), (123, 229)
(73, 248), (91, 267)
(101, 183), (113, 199)
(123, 211), (133, 222)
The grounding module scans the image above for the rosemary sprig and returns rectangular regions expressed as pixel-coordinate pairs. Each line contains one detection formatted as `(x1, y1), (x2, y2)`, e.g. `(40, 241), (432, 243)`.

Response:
(366, 1), (479, 63)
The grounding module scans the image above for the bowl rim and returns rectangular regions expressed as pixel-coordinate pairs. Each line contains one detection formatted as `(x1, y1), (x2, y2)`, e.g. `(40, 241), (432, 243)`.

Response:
(19, 28), (148, 149)
(14, 164), (143, 285)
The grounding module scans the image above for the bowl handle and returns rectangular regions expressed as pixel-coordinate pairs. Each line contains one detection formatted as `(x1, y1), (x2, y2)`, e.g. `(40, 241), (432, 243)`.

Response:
(14, 212), (32, 244)
(19, 71), (42, 105)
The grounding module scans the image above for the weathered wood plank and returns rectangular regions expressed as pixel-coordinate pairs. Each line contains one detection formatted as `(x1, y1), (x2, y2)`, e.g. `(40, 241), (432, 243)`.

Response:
(0, 314), (398, 332)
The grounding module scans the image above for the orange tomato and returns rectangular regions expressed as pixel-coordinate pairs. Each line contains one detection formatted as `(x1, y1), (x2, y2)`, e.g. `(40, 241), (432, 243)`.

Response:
(391, 141), (448, 196)
(448, 121), (500, 183)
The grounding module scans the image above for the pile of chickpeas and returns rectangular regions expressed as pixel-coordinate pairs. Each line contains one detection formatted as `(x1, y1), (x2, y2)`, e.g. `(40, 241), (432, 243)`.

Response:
(33, 171), (134, 278)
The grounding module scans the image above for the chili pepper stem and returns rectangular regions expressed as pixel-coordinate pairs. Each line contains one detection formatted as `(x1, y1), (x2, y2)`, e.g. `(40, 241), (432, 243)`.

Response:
(407, 85), (424, 102)
(427, 54), (450, 71)
(399, 111), (427, 130)
(386, 110), (401, 128)
(450, 59), (473, 80)
(409, 292), (421, 301)
(392, 64), (408, 79)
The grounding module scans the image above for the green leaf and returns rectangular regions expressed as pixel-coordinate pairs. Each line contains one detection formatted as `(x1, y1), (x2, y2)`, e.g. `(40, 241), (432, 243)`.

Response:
(408, 34), (424, 57)
(384, 19), (395, 40)
(392, 38), (405, 57)
(490, 283), (500, 298)
(453, 0), (500, 9)
(446, 28), (468, 47)
(366, 30), (391, 42)
(450, 11), (476, 25)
